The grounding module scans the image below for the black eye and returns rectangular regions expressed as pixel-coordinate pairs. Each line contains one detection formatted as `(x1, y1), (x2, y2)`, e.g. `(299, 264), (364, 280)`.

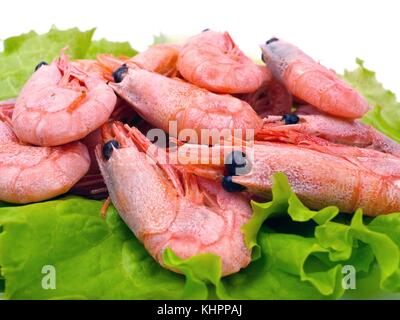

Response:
(282, 114), (300, 125)
(103, 140), (120, 160)
(266, 37), (279, 45)
(222, 176), (246, 193)
(202, 28), (210, 32)
(225, 151), (249, 176)
(34, 61), (48, 71)
(112, 64), (128, 83)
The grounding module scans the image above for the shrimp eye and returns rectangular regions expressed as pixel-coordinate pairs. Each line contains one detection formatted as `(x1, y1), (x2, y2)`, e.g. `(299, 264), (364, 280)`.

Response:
(103, 140), (120, 160)
(202, 28), (210, 32)
(112, 64), (128, 83)
(225, 151), (249, 176)
(282, 114), (300, 125)
(266, 37), (279, 45)
(34, 61), (48, 71)
(222, 176), (246, 193)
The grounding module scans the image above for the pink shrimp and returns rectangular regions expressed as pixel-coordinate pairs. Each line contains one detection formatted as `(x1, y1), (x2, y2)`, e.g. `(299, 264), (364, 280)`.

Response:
(108, 67), (263, 141)
(95, 122), (252, 276)
(172, 132), (400, 216)
(258, 105), (400, 157)
(177, 30), (268, 94)
(12, 50), (117, 146)
(97, 44), (181, 79)
(0, 112), (90, 204)
(260, 38), (370, 119)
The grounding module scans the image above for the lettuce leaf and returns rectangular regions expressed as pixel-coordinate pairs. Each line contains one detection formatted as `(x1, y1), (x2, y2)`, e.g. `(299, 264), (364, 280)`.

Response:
(343, 58), (400, 142)
(0, 190), (341, 299)
(0, 27), (136, 100)
(3, 174), (400, 299)
(0, 197), (187, 299)
(163, 174), (400, 299)
(85, 39), (137, 60)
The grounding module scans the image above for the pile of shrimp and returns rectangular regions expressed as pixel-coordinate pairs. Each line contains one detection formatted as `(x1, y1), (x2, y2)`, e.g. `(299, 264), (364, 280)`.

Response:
(2, 30), (400, 276)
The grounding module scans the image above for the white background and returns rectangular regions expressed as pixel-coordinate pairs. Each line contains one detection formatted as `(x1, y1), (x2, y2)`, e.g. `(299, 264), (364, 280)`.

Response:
(1, 0), (399, 96)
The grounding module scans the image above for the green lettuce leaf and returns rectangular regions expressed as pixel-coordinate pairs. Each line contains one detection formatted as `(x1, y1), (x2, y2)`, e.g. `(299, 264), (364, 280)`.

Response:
(85, 39), (137, 60)
(2, 174), (400, 299)
(0, 27), (136, 100)
(0, 197), (186, 299)
(165, 174), (400, 300)
(343, 58), (400, 142)
(0, 193), (341, 300)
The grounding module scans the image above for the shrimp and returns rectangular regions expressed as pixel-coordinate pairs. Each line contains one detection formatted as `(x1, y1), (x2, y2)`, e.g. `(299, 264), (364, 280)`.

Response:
(174, 134), (400, 216)
(258, 105), (400, 157)
(236, 77), (293, 117)
(108, 67), (263, 141)
(0, 112), (90, 204)
(177, 30), (268, 94)
(12, 50), (117, 147)
(97, 44), (181, 79)
(95, 122), (252, 276)
(260, 38), (370, 119)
